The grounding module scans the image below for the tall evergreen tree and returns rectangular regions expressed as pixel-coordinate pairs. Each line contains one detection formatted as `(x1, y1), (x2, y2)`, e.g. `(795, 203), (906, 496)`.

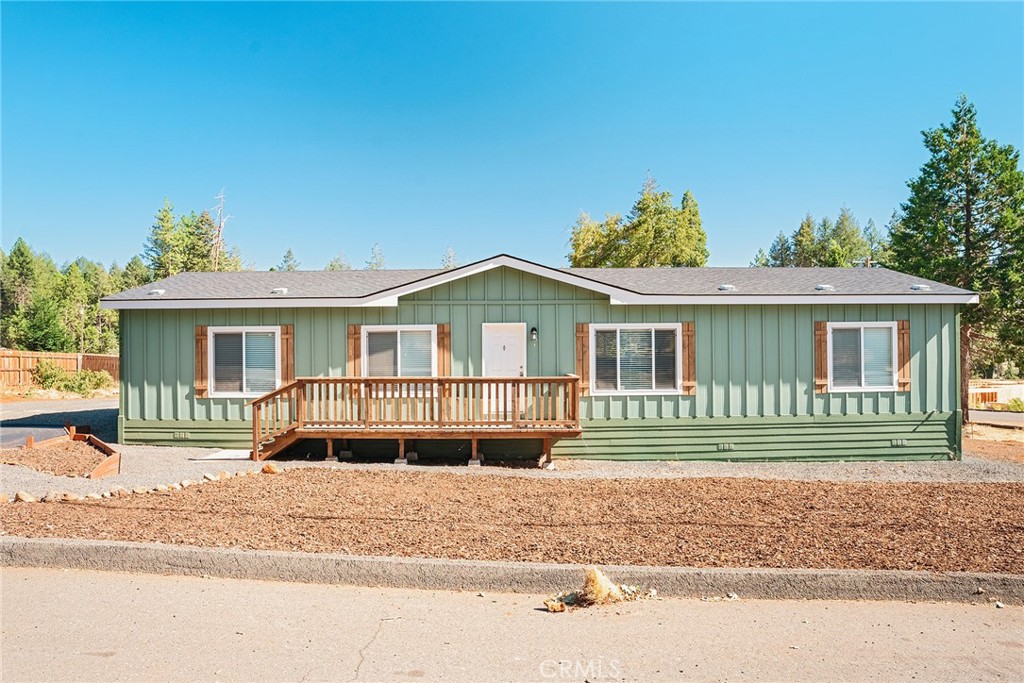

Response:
(365, 244), (385, 270)
(791, 214), (817, 267)
(145, 198), (179, 278)
(890, 96), (1024, 419)
(767, 231), (795, 267)
(277, 248), (300, 271)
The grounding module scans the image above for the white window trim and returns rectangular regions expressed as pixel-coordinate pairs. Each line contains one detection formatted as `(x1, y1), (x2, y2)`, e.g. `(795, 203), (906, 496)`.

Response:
(589, 323), (684, 396)
(207, 325), (282, 399)
(826, 321), (898, 393)
(361, 324), (438, 377)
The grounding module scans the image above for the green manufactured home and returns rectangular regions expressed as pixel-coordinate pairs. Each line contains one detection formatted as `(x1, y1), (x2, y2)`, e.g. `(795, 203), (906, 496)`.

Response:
(100, 254), (977, 462)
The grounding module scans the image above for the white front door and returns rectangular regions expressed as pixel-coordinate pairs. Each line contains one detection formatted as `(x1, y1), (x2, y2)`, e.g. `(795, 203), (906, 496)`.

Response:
(482, 323), (526, 378)
(482, 323), (526, 418)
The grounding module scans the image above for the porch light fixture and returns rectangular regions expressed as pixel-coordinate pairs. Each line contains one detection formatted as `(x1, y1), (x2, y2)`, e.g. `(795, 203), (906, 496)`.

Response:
(531, 327), (538, 341)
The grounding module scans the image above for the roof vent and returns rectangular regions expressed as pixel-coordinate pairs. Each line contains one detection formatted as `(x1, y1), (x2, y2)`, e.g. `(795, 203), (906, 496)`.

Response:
(270, 287), (288, 295)
(815, 284), (835, 292)
(718, 284), (736, 292)
(147, 289), (165, 296)
(910, 283), (931, 291)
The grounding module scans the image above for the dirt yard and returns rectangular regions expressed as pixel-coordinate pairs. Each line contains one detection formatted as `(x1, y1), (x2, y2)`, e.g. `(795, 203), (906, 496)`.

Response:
(0, 440), (106, 477)
(3, 469), (1022, 573)
(965, 424), (1024, 464)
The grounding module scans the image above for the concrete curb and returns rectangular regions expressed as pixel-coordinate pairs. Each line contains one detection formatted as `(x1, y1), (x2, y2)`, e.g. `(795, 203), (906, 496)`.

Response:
(2, 536), (1021, 604)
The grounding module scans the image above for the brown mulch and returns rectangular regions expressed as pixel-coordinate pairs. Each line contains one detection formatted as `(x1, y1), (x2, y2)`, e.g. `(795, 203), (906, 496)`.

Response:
(965, 437), (1024, 464)
(3, 469), (1023, 573)
(0, 440), (106, 477)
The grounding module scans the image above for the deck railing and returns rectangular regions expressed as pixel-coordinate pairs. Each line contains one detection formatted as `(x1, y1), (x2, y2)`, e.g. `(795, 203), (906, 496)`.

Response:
(248, 375), (580, 454)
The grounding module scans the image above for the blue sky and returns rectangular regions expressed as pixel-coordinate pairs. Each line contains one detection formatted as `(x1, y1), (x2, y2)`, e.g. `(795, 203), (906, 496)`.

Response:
(3, 1), (1022, 270)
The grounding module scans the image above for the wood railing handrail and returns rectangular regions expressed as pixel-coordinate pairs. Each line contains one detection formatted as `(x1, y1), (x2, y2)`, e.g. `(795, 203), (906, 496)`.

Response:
(249, 375), (581, 460)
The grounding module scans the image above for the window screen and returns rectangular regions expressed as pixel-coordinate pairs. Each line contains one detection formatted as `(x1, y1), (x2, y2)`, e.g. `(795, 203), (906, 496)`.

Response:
(212, 330), (278, 395)
(863, 327), (894, 388)
(366, 328), (434, 376)
(830, 325), (895, 389)
(592, 327), (680, 392)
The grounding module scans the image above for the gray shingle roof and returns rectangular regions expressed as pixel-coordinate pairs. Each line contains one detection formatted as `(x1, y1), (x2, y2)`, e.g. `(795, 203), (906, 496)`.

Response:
(101, 254), (973, 305)
(566, 266), (972, 296)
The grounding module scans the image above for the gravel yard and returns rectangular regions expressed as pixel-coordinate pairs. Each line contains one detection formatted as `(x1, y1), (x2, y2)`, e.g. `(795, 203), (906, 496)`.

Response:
(3, 468), (1022, 573)
(0, 441), (106, 478)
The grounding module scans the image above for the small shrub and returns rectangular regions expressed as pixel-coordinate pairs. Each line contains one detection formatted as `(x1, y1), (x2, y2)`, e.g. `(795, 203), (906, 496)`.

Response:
(31, 360), (113, 395)
(1005, 398), (1024, 413)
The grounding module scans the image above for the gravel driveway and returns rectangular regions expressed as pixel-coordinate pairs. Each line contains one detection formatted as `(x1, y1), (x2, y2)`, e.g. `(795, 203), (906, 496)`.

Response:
(3, 398), (1023, 498)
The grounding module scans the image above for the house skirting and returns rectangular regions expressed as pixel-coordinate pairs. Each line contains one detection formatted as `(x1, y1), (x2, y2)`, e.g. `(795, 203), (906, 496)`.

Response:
(119, 411), (959, 461)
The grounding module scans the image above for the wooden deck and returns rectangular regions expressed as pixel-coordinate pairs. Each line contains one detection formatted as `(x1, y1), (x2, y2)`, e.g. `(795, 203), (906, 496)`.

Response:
(247, 376), (582, 461)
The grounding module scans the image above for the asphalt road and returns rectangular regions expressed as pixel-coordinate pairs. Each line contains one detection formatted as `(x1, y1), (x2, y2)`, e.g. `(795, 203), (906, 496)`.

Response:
(1, 568), (1020, 682)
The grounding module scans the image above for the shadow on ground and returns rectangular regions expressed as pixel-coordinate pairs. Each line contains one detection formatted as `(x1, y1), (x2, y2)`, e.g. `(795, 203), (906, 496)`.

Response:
(1, 407), (118, 445)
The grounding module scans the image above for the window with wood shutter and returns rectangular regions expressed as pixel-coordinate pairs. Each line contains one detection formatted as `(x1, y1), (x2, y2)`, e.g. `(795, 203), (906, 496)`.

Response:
(589, 324), (686, 395)
(826, 322), (899, 392)
(360, 325), (437, 377)
(206, 326), (282, 397)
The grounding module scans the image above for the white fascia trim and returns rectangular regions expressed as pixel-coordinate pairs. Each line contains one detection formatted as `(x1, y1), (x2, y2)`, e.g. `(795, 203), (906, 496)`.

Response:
(606, 293), (979, 306)
(100, 296), (400, 310)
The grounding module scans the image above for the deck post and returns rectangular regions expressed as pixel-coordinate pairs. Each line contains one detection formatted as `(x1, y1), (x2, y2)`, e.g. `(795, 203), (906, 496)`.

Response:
(542, 437), (552, 466)
(469, 437), (481, 467)
(326, 438), (335, 461)
(251, 404), (260, 460)
(395, 436), (407, 465)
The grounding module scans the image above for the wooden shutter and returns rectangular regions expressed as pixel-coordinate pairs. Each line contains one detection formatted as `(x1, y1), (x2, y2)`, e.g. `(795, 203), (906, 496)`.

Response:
(814, 321), (829, 394)
(575, 323), (590, 396)
(194, 325), (209, 398)
(280, 324), (295, 384)
(681, 322), (697, 396)
(436, 323), (451, 376)
(897, 320), (911, 392)
(347, 324), (362, 377)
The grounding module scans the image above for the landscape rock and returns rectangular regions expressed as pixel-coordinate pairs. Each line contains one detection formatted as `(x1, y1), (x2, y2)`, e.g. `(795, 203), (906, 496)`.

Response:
(85, 493), (102, 500)
(42, 492), (63, 503)
(110, 487), (128, 497)
(218, 471), (230, 480)
(168, 483), (181, 491)
(62, 493), (83, 502)
(180, 480), (193, 488)
(155, 485), (169, 493)
(132, 487), (149, 495)
(14, 491), (36, 503)
(101, 492), (111, 498)
(203, 473), (217, 481)
(0, 493), (9, 504)
(262, 463), (282, 474)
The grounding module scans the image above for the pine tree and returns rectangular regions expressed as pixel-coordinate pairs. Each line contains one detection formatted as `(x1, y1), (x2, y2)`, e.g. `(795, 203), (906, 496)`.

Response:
(749, 249), (770, 267)
(890, 96), (1024, 418)
(767, 231), (795, 267)
(277, 248), (300, 272)
(145, 198), (179, 278)
(791, 214), (817, 267)
(120, 256), (152, 290)
(440, 246), (459, 270)
(365, 244), (385, 270)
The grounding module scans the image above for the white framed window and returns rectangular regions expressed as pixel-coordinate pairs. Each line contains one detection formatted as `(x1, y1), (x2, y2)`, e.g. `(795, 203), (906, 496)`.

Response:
(208, 326), (281, 398)
(827, 322), (897, 392)
(362, 325), (437, 377)
(590, 324), (682, 394)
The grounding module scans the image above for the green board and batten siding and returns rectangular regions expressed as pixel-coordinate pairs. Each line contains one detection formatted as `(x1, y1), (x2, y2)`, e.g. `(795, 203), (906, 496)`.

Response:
(119, 266), (961, 460)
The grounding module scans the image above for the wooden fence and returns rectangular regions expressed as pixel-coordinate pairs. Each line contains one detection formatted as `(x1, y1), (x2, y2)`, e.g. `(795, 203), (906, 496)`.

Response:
(0, 349), (119, 386)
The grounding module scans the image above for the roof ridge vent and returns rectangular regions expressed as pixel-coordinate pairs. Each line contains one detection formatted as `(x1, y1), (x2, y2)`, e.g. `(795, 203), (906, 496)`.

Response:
(718, 284), (736, 292)
(815, 284), (835, 292)
(271, 287), (288, 295)
(910, 283), (932, 291)
(147, 288), (165, 296)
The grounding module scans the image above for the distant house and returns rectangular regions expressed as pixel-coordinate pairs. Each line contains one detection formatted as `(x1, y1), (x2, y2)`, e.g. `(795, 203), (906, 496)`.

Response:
(100, 254), (977, 462)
